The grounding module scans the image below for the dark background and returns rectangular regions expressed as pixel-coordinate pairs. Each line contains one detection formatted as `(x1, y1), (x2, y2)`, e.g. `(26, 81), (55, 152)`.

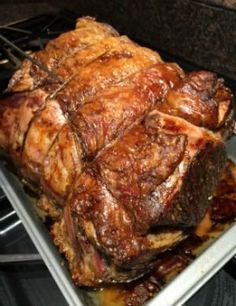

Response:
(0, 0), (236, 80)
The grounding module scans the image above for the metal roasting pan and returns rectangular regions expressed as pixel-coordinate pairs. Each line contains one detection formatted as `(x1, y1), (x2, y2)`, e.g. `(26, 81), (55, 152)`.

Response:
(0, 136), (236, 306)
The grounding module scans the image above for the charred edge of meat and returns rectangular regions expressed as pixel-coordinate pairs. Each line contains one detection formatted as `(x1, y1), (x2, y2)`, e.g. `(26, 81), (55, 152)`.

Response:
(210, 160), (236, 222)
(160, 141), (227, 226)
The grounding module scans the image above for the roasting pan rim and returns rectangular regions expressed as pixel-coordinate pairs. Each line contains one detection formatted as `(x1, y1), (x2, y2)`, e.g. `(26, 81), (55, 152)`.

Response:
(0, 161), (86, 306)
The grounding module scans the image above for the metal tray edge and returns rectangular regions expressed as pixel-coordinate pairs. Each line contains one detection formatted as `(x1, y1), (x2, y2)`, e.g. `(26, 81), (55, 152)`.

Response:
(0, 161), (90, 306)
(147, 222), (236, 306)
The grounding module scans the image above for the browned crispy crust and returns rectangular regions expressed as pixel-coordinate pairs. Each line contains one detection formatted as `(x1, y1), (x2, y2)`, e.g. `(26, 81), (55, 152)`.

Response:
(7, 17), (119, 92)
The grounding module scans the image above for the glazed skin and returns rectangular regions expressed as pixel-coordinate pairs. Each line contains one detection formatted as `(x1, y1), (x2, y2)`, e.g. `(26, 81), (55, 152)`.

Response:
(0, 17), (234, 286)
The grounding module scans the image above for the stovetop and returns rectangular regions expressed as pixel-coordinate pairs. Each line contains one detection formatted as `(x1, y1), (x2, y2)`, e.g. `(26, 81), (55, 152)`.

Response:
(0, 10), (236, 306)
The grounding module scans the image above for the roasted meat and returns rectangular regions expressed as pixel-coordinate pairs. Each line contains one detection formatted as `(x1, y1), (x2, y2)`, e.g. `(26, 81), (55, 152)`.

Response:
(98, 160), (236, 306)
(7, 17), (119, 92)
(0, 17), (235, 287)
